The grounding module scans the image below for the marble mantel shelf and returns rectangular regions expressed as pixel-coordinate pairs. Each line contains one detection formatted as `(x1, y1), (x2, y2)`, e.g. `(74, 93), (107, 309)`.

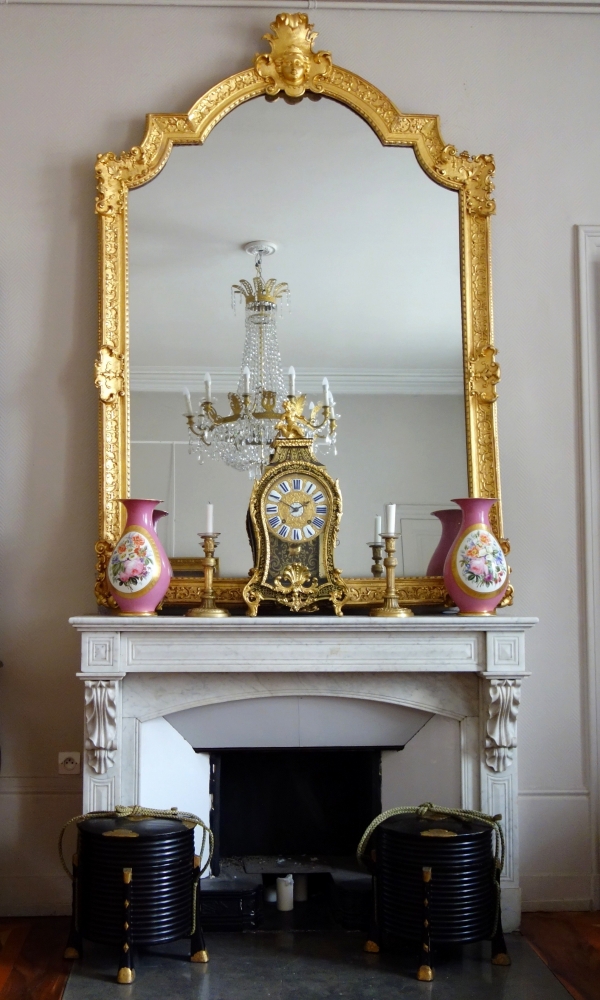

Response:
(70, 615), (537, 675)
(70, 613), (537, 931)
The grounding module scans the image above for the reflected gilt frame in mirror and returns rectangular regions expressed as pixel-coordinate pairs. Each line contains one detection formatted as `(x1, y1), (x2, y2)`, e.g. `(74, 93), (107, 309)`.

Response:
(94, 12), (508, 610)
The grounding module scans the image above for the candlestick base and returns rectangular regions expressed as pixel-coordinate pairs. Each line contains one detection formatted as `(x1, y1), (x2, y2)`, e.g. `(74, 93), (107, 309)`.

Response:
(369, 532), (414, 618)
(186, 532), (230, 618)
(370, 605), (414, 618)
(186, 606), (230, 618)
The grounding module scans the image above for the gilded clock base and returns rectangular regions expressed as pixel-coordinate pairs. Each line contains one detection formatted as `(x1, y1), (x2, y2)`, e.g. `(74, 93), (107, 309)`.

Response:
(370, 605), (414, 618)
(186, 606), (230, 618)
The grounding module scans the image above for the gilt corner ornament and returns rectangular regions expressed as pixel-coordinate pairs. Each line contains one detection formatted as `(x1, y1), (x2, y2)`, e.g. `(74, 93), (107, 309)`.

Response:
(255, 12), (333, 98)
(469, 346), (500, 403)
(95, 346), (125, 404)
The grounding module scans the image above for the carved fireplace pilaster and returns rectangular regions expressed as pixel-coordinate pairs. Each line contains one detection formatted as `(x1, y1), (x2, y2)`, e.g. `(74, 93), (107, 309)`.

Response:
(79, 673), (124, 811)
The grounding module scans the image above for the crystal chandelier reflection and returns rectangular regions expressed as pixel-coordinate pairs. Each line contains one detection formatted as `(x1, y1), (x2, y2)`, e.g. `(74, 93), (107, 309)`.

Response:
(184, 243), (338, 477)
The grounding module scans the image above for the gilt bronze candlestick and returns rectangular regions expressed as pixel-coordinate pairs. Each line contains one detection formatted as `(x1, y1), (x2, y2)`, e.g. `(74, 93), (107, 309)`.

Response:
(187, 533), (230, 618)
(368, 542), (384, 578)
(370, 533), (413, 618)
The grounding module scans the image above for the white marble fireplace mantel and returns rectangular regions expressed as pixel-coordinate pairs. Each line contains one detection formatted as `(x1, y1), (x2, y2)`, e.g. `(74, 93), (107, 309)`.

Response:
(70, 614), (536, 930)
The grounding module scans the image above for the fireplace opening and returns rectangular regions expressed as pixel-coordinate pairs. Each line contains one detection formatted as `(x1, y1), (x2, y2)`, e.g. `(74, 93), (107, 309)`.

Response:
(214, 749), (381, 861)
(199, 748), (386, 932)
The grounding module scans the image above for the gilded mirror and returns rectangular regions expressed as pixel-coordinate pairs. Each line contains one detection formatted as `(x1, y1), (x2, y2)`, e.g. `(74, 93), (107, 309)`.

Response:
(94, 13), (507, 611)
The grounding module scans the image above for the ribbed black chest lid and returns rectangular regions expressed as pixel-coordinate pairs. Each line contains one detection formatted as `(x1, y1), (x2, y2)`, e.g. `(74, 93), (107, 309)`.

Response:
(379, 813), (491, 841)
(78, 817), (190, 838)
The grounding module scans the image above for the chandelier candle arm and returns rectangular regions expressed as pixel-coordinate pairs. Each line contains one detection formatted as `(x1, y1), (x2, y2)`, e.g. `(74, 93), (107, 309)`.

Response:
(183, 247), (338, 475)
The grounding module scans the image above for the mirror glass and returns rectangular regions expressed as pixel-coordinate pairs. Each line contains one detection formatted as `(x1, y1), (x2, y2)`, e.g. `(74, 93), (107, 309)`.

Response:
(128, 96), (467, 578)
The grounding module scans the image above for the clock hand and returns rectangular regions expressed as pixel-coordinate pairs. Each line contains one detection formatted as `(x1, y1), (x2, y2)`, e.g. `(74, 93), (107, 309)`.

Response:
(280, 499), (305, 511)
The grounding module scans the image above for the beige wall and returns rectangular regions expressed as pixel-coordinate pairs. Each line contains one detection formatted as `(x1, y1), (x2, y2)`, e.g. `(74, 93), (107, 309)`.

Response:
(0, 4), (598, 913)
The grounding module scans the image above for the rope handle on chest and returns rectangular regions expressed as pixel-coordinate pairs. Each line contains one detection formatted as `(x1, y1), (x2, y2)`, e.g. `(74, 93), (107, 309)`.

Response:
(58, 804), (214, 880)
(357, 802), (505, 874)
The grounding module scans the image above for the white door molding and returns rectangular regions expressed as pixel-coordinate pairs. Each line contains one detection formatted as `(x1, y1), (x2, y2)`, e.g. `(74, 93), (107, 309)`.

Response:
(577, 225), (600, 908)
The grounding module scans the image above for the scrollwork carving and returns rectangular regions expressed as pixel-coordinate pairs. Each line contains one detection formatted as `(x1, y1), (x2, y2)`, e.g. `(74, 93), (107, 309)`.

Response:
(96, 147), (147, 216)
(84, 680), (118, 774)
(94, 346), (125, 404)
(94, 540), (118, 609)
(433, 146), (496, 217)
(469, 346), (501, 403)
(255, 13), (332, 98)
(484, 678), (521, 772)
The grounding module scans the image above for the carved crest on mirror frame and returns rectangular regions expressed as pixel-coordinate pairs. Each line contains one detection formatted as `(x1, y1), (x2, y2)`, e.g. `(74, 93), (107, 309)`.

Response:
(94, 12), (510, 610)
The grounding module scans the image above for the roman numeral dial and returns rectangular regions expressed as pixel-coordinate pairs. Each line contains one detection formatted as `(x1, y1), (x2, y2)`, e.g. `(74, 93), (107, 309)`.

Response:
(263, 477), (329, 542)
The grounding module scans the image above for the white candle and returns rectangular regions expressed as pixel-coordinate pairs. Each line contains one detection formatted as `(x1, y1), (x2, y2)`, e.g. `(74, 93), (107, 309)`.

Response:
(242, 365), (250, 395)
(322, 377), (329, 404)
(288, 366), (296, 396)
(206, 502), (214, 534)
(327, 389), (336, 417)
(183, 387), (193, 416)
(204, 373), (212, 402)
(276, 874), (294, 911)
(385, 503), (396, 534)
(374, 515), (382, 545)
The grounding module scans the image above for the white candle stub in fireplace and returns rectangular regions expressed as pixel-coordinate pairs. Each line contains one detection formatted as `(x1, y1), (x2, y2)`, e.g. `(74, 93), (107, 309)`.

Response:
(276, 874), (294, 911)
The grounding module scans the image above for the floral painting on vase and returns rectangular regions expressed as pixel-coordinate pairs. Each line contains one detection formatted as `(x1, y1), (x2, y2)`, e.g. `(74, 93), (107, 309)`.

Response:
(108, 529), (159, 595)
(456, 528), (507, 594)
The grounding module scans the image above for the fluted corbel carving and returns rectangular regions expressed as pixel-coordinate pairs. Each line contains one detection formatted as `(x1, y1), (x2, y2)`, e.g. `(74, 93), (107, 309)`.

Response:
(485, 678), (521, 772)
(84, 680), (118, 774)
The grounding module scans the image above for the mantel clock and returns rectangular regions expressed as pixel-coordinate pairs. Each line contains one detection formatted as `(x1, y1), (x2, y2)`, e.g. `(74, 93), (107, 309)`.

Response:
(243, 398), (347, 616)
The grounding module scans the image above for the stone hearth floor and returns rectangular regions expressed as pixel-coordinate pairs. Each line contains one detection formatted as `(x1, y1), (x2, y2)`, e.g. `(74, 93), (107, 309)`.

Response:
(63, 931), (570, 999)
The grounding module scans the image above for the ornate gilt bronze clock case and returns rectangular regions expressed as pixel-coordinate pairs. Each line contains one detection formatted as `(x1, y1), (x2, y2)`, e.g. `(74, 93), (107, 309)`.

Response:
(243, 403), (347, 616)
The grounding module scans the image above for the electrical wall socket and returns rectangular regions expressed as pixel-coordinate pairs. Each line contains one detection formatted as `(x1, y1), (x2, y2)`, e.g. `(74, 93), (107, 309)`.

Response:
(58, 751), (80, 775)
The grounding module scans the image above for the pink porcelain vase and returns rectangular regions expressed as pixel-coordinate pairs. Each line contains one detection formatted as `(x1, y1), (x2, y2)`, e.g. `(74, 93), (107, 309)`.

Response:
(443, 498), (508, 615)
(427, 508), (463, 576)
(107, 499), (172, 615)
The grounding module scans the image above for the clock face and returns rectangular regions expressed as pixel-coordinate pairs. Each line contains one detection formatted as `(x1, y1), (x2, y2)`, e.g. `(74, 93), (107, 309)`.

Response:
(264, 476), (329, 543)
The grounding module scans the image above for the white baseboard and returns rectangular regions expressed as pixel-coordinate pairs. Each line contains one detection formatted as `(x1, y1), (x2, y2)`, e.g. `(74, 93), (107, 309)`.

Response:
(593, 874), (600, 909)
(500, 887), (521, 932)
(0, 877), (72, 917)
(521, 874), (593, 910)
(0, 776), (82, 916)
(522, 899), (592, 911)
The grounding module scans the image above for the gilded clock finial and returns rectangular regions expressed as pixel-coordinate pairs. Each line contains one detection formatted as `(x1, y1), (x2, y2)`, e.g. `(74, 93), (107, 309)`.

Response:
(274, 396), (311, 439)
(254, 13), (333, 99)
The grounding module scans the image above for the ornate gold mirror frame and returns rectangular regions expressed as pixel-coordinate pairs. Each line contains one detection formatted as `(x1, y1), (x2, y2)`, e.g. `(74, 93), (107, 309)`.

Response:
(94, 12), (508, 611)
